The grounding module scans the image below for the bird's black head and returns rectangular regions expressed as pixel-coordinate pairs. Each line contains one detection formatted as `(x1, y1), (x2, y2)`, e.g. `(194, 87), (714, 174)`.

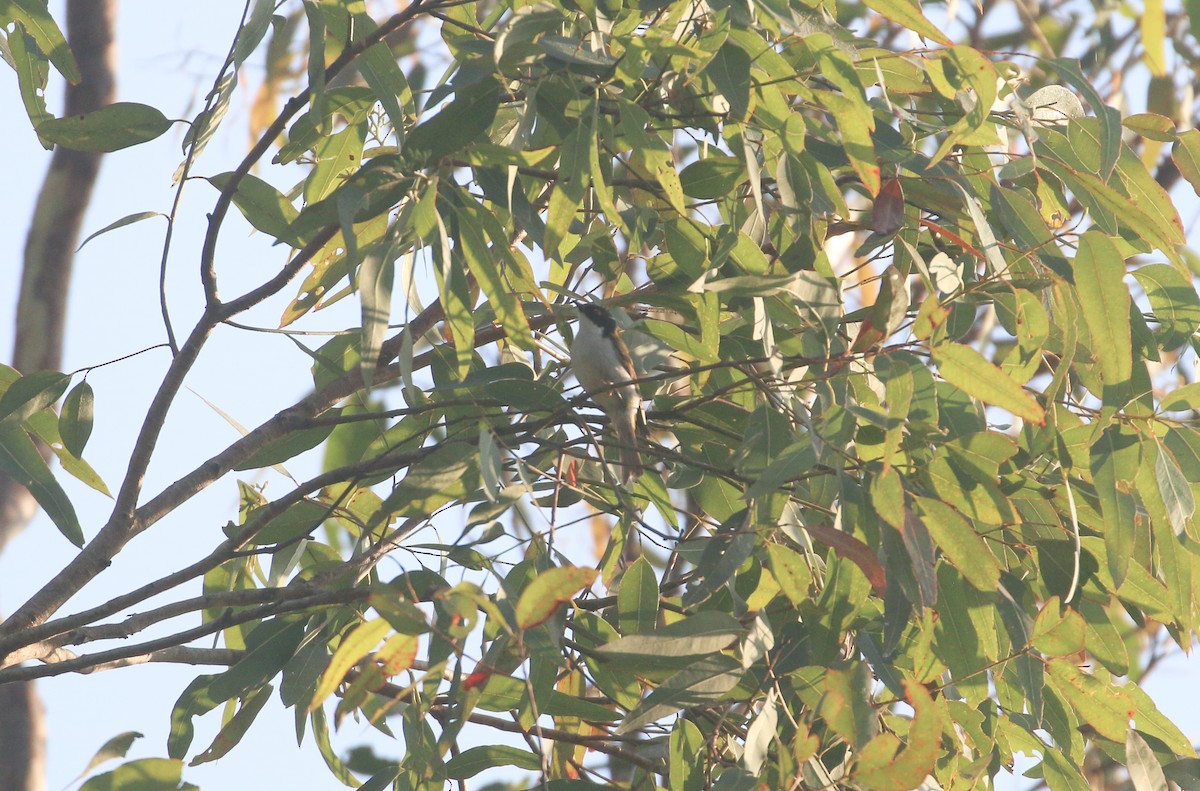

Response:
(576, 302), (617, 334)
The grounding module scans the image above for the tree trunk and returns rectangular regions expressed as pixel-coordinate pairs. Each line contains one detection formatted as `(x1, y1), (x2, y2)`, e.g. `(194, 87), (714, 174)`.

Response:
(0, 2), (117, 789)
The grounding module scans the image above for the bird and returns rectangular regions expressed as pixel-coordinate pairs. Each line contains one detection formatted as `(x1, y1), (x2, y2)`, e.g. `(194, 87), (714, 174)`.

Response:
(570, 302), (645, 483)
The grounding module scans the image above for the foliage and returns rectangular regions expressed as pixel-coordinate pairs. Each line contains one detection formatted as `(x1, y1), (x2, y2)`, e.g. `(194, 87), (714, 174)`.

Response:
(4, 0), (1200, 788)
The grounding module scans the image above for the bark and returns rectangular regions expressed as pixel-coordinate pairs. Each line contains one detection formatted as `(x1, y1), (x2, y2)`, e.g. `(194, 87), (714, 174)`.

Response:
(0, 681), (45, 791)
(2, 3), (117, 550)
(0, 2), (117, 789)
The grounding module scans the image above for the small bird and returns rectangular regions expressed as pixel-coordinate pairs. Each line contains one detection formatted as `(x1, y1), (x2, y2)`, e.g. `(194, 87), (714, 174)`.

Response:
(571, 302), (645, 483)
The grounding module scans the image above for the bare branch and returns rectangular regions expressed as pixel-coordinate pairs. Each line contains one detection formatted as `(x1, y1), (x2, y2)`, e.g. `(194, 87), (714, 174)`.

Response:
(0, 587), (372, 683)
(86, 647), (244, 673)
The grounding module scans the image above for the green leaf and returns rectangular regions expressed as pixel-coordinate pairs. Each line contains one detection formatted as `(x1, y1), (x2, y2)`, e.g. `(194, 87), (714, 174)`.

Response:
(853, 681), (942, 790)
(819, 662), (879, 748)
(1126, 728), (1169, 791)
(310, 617), (390, 710)
(1045, 660), (1133, 742)
(304, 122), (367, 204)
(1125, 681), (1197, 757)
(913, 496), (1000, 591)
(78, 211), (166, 252)
(301, 2), (327, 135)
(233, 419), (337, 471)
(896, 507), (937, 608)
(544, 689), (621, 721)
(37, 421), (109, 491)
(1141, 0), (1167, 74)
(7, 25), (51, 145)
(189, 685), (272, 766)
(1163, 427), (1200, 483)
(663, 218), (709, 279)
(991, 184), (1071, 275)
(59, 380), (94, 458)
(544, 113), (591, 261)
(617, 556), (659, 636)
(1052, 59), (1121, 180)
(1137, 442), (1191, 618)
(1074, 230), (1132, 392)
(1040, 749), (1092, 791)
(996, 581), (1044, 721)
(1165, 759), (1200, 791)
(1124, 112), (1177, 142)
(652, 146), (687, 216)
(445, 746), (540, 779)
(1159, 382), (1200, 411)
(1132, 263), (1200, 350)
(706, 43), (751, 122)
(932, 343), (1045, 424)
(817, 89), (880, 196)
(176, 72), (234, 177)
(1172, 129), (1200, 196)
(933, 564), (990, 705)
(494, 6), (565, 72)
(0, 422), (82, 546)
(1154, 439), (1195, 537)
(370, 594), (429, 636)
(1090, 424), (1141, 589)
(310, 706), (357, 784)
(781, 113), (806, 156)
(0, 370), (69, 424)
(78, 758), (191, 791)
(350, 11), (411, 137)
(5, 0), (79, 82)
(167, 676), (219, 759)
(929, 49), (999, 166)
(998, 288), (1050, 384)
(77, 732), (144, 780)
(766, 542), (814, 606)
(427, 197), (474, 379)
(208, 619), (306, 703)
(597, 611), (744, 660)
(669, 718), (706, 791)
(5, 27), (51, 148)
(538, 34), (619, 70)
(231, 0), (276, 68)
(682, 528), (757, 608)
(455, 204), (534, 351)
(1077, 598), (1129, 676)
(404, 78), (500, 167)
(38, 102), (173, 152)
(209, 173), (301, 245)
(380, 442), (480, 518)
(861, 0), (953, 45)
(515, 566), (597, 629)
(280, 632), (332, 708)
(358, 243), (396, 388)
(811, 36), (868, 115)
(1057, 166), (1182, 259)
(679, 156), (745, 199)
(616, 654), (742, 735)
(1030, 597), (1086, 657)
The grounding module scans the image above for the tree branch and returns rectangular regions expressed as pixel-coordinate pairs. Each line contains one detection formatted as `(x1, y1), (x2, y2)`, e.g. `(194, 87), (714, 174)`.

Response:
(200, 0), (433, 307)
(0, 587), (372, 683)
(0, 2), (450, 647)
